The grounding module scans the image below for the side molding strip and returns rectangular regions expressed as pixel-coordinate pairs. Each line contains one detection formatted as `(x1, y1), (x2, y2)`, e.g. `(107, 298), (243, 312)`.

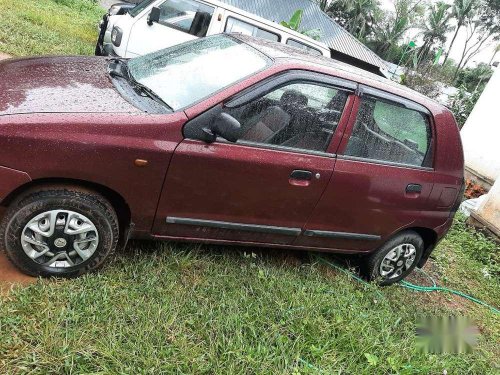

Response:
(303, 230), (381, 241)
(166, 217), (302, 236)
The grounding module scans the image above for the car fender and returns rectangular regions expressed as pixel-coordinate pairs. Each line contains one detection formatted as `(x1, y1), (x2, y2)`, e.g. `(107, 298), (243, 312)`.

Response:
(0, 165), (32, 204)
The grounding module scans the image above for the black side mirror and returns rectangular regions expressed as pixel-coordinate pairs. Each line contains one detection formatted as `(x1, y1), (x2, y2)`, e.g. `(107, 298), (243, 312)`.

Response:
(147, 7), (161, 26)
(199, 113), (241, 143)
(212, 113), (241, 142)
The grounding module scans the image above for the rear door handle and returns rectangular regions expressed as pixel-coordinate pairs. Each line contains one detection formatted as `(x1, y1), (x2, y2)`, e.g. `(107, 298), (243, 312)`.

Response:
(290, 170), (313, 180)
(406, 183), (422, 194)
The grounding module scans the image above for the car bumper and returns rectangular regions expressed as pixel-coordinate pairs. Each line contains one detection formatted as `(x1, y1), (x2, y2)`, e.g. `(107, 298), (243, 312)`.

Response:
(95, 14), (115, 56)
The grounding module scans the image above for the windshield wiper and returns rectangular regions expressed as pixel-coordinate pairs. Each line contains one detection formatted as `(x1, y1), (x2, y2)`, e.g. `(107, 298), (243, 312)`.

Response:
(130, 81), (173, 111)
(108, 58), (172, 111)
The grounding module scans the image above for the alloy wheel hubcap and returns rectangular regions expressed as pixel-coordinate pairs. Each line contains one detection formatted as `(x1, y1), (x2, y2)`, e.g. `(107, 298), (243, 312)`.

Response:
(379, 243), (417, 279)
(21, 210), (99, 268)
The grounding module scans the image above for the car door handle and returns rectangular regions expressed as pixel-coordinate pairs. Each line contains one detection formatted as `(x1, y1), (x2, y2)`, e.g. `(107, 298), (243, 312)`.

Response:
(406, 183), (422, 194)
(290, 170), (313, 180)
(289, 170), (313, 187)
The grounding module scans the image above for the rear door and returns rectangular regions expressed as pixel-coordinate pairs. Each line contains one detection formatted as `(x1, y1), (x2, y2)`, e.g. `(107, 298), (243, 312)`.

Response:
(127, 0), (216, 56)
(153, 72), (355, 245)
(296, 86), (436, 252)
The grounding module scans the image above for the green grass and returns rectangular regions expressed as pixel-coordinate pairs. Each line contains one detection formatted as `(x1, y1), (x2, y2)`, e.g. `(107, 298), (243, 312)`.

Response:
(0, 0), (102, 57)
(0, 218), (499, 374)
(0, 2), (498, 372)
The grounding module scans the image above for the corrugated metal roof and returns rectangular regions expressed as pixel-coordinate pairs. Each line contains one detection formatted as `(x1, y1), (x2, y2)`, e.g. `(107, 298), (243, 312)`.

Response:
(218, 0), (386, 70)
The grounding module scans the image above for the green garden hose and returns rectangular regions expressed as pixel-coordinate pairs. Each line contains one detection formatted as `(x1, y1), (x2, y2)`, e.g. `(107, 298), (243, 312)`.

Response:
(316, 256), (499, 314)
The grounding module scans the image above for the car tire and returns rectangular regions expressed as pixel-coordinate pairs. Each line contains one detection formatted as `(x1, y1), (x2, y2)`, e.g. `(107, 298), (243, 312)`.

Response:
(364, 230), (424, 286)
(0, 188), (119, 278)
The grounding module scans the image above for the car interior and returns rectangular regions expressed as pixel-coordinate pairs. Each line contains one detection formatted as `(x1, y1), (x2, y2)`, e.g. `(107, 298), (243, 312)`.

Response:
(345, 99), (428, 166)
(229, 88), (348, 152)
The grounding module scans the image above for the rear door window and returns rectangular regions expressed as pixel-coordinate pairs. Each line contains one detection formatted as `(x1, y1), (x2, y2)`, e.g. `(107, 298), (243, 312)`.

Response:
(344, 96), (431, 167)
(157, 0), (214, 37)
(225, 17), (280, 42)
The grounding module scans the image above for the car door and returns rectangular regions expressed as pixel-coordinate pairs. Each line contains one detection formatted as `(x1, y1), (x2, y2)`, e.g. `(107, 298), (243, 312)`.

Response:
(296, 86), (436, 252)
(152, 72), (356, 245)
(127, 0), (217, 56)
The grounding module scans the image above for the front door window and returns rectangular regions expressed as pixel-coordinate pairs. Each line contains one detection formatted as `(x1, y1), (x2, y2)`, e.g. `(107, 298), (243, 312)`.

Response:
(224, 82), (349, 153)
(157, 0), (215, 37)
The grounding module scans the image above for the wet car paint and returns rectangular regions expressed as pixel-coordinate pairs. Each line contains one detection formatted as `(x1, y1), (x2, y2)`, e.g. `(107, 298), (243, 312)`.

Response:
(0, 35), (464, 258)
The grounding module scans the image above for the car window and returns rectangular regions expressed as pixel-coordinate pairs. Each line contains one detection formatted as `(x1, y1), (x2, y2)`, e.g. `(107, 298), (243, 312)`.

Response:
(129, 0), (156, 17)
(286, 39), (322, 56)
(129, 35), (270, 110)
(225, 17), (280, 42)
(225, 82), (349, 153)
(344, 96), (431, 167)
(157, 0), (214, 37)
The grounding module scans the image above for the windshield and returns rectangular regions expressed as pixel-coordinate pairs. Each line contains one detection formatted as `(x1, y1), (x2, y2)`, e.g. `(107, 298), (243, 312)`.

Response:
(129, 0), (156, 17)
(128, 36), (270, 111)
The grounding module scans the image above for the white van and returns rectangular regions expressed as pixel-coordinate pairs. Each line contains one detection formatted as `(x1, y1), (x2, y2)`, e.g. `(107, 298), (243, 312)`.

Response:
(96, 0), (331, 58)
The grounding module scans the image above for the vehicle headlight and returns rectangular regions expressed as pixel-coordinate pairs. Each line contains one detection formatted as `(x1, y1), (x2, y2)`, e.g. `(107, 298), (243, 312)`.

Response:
(111, 26), (123, 47)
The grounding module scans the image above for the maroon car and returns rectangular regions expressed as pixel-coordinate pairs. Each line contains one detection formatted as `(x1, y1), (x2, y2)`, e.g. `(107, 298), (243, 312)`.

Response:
(0, 35), (464, 284)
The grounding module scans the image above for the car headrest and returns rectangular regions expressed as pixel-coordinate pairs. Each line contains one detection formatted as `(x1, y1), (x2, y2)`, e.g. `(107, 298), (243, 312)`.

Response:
(280, 89), (308, 109)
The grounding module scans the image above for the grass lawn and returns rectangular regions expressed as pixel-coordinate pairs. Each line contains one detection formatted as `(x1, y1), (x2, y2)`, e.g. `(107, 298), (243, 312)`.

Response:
(0, 1), (499, 373)
(0, 0), (102, 57)
(0, 217), (498, 374)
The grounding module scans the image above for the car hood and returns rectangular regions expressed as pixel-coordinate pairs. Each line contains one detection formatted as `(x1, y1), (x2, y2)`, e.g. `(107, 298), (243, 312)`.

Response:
(0, 56), (142, 115)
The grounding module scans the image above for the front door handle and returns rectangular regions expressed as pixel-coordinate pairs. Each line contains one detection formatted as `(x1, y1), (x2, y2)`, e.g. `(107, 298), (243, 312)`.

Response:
(406, 183), (422, 194)
(290, 170), (313, 180)
(289, 170), (313, 186)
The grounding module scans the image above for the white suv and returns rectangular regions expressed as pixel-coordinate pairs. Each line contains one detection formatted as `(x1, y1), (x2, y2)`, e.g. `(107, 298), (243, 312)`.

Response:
(96, 0), (330, 58)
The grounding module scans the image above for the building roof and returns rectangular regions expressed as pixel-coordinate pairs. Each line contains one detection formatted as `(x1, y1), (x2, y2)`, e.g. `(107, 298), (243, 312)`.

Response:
(218, 0), (387, 71)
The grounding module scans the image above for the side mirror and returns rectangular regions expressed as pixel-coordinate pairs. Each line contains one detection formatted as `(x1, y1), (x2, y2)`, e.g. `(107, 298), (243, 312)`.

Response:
(147, 7), (161, 26)
(212, 113), (241, 142)
(199, 113), (241, 143)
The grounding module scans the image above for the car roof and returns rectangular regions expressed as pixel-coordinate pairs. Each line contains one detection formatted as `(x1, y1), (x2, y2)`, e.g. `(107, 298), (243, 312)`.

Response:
(232, 34), (445, 114)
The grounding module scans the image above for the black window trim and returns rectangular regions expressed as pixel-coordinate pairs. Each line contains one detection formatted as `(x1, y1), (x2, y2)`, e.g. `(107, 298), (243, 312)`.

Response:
(155, 0), (215, 36)
(285, 37), (323, 56)
(344, 84), (435, 170)
(226, 70), (356, 109)
(359, 85), (431, 115)
(224, 16), (281, 43)
(221, 71), (354, 155)
(337, 154), (434, 171)
(183, 70), (356, 156)
(217, 138), (338, 159)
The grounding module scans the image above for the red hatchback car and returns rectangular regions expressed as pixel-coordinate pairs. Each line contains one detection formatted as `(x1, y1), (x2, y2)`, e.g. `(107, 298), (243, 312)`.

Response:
(0, 35), (464, 284)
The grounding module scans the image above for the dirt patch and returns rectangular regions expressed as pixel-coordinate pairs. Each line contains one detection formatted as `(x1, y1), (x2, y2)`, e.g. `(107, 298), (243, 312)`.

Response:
(0, 251), (36, 295)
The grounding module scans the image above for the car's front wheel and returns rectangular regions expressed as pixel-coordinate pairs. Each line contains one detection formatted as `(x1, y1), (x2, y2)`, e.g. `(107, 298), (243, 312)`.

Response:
(364, 230), (424, 285)
(0, 188), (119, 277)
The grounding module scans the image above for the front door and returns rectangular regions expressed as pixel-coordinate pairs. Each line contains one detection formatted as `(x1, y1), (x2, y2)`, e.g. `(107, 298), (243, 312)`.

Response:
(153, 77), (353, 245)
(127, 0), (216, 56)
(296, 88), (436, 252)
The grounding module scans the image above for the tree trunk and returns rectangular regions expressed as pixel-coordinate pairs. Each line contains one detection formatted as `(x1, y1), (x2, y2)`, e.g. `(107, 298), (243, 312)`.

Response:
(443, 20), (463, 65)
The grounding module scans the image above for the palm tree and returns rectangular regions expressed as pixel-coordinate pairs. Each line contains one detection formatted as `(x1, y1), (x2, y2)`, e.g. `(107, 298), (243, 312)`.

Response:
(371, 0), (423, 59)
(442, 0), (477, 65)
(321, 0), (381, 40)
(418, 2), (453, 64)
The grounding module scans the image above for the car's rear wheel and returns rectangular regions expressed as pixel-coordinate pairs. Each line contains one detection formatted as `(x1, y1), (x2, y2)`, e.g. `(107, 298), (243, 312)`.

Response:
(364, 230), (424, 285)
(0, 188), (119, 277)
